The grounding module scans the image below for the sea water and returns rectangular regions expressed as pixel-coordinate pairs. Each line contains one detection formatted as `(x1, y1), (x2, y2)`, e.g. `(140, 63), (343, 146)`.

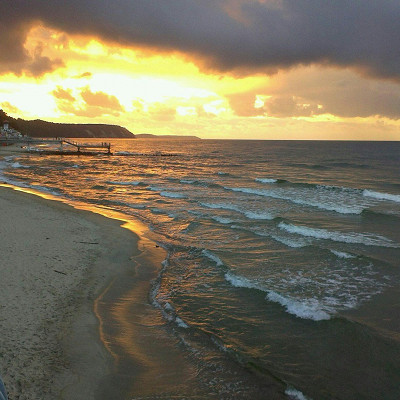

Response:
(1, 140), (400, 399)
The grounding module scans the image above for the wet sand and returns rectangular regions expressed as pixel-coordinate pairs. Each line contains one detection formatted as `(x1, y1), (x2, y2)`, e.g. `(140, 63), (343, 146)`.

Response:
(0, 185), (140, 399)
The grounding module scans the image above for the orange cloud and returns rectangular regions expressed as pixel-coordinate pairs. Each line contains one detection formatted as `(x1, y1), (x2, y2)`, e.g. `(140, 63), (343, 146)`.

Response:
(227, 92), (265, 117)
(51, 86), (124, 118)
(73, 72), (92, 79)
(80, 87), (124, 111)
(52, 86), (76, 102)
(0, 101), (21, 116)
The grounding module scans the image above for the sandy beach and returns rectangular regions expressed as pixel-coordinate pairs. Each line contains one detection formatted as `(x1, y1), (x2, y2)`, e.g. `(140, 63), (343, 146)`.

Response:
(0, 184), (140, 399)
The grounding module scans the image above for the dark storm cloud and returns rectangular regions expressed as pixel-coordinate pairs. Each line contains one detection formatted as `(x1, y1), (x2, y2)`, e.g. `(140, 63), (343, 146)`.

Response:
(1, 1), (400, 79)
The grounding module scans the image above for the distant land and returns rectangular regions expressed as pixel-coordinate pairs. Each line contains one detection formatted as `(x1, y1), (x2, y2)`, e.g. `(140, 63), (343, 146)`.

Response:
(0, 110), (201, 140)
(135, 133), (201, 140)
(0, 110), (133, 138)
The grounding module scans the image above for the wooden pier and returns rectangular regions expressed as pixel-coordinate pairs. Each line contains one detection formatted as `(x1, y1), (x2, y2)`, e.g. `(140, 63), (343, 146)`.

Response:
(0, 137), (112, 155)
(62, 139), (112, 154)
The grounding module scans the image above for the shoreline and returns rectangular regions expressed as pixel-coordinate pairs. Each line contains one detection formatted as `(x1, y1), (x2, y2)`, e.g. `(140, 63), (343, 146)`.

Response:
(0, 165), (288, 399)
(0, 184), (146, 399)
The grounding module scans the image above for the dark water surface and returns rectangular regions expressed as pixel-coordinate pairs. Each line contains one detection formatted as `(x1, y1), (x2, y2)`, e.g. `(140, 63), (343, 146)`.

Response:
(1, 140), (400, 399)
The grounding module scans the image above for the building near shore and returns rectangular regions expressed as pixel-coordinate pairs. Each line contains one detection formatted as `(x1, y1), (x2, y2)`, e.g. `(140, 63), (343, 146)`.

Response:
(0, 121), (22, 138)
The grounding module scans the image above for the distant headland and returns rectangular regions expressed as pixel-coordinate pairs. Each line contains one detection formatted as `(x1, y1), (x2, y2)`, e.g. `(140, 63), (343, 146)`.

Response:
(0, 110), (134, 139)
(0, 110), (201, 140)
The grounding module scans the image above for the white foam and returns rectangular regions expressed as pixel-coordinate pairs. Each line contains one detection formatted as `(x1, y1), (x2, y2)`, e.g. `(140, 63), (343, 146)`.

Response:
(11, 162), (29, 169)
(160, 191), (187, 199)
(285, 386), (312, 400)
(202, 202), (273, 220)
(270, 234), (308, 248)
(175, 316), (189, 328)
(180, 179), (196, 184)
(162, 302), (189, 328)
(243, 210), (274, 220)
(225, 272), (331, 321)
(279, 222), (398, 248)
(266, 291), (331, 321)
(200, 202), (240, 212)
(255, 178), (278, 183)
(106, 180), (142, 186)
(330, 250), (356, 259)
(225, 186), (364, 214)
(363, 189), (400, 203)
(212, 216), (233, 224)
(202, 249), (223, 266)
(225, 272), (263, 290)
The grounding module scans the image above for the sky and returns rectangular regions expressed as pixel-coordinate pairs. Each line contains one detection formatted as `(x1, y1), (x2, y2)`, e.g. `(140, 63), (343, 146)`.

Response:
(0, 0), (399, 140)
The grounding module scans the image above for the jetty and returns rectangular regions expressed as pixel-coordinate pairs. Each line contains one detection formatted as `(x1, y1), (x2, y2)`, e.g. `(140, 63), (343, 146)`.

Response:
(0, 137), (112, 155)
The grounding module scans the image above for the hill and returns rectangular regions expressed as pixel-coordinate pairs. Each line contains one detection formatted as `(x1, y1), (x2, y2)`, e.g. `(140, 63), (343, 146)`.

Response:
(0, 110), (135, 138)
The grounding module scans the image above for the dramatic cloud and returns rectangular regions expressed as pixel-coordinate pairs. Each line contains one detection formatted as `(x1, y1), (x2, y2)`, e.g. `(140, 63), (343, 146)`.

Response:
(28, 42), (64, 76)
(1, 1), (400, 79)
(267, 66), (400, 119)
(228, 66), (400, 119)
(0, 21), (64, 77)
(52, 86), (124, 117)
(80, 88), (124, 111)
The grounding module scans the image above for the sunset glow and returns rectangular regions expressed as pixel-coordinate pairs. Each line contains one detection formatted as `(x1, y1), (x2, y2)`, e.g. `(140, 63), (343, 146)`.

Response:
(1, 2), (399, 140)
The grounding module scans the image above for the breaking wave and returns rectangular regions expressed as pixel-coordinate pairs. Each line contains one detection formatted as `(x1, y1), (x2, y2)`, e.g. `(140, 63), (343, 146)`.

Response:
(363, 189), (400, 203)
(225, 272), (332, 321)
(202, 249), (224, 266)
(279, 222), (398, 248)
(224, 186), (365, 214)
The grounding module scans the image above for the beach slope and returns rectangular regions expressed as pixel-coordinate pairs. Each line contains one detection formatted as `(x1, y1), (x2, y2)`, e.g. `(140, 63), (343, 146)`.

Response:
(0, 185), (138, 399)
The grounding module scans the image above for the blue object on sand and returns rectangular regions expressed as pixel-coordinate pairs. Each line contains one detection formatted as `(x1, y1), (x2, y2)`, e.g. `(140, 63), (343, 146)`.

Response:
(0, 376), (7, 400)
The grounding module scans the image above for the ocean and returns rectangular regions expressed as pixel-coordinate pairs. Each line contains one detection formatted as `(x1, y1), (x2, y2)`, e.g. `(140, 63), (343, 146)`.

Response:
(1, 139), (400, 399)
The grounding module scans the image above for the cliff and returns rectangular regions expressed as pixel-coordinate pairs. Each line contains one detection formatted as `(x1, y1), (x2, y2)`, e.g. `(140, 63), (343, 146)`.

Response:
(0, 110), (135, 138)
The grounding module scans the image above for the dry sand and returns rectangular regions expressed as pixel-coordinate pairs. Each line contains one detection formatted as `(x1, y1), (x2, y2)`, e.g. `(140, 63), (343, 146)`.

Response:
(0, 185), (139, 399)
